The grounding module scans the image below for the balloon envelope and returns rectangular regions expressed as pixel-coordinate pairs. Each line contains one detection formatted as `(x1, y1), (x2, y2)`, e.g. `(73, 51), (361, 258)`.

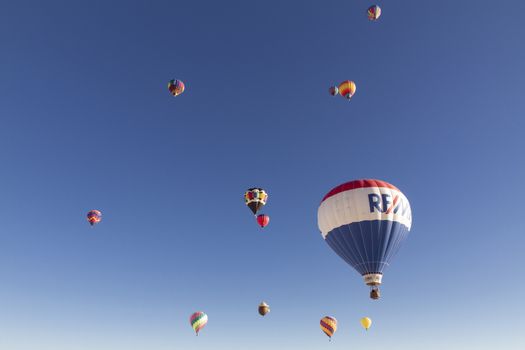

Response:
(190, 312), (208, 335)
(317, 179), (412, 288)
(168, 79), (185, 97)
(256, 214), (270, 228)
(338, 80), (356, 99)
(320, 316), (337, 339)
(361, 317), (372, 330)
(258, 302), (270, 316)
(367, 5), (381, 20)
(244, 188), (268, 215)
(86, 210), (102, 226)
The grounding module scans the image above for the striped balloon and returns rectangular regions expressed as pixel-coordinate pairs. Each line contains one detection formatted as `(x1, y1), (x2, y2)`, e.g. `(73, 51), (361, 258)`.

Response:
(190, 312), (208, 335)
(338, 80), (356, 99)
(168, 79), (185, 97)
(318, 179), (412, 299)
(320, 316), (337, 340)
(86, 210), (102, 226)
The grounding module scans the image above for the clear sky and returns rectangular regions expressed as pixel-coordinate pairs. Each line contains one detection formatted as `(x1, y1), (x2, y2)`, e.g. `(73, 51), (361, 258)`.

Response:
(1, 1), (524, 349)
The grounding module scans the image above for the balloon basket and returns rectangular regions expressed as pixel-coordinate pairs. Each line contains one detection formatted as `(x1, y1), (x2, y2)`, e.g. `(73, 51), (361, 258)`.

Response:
(370, 288), (380, 300)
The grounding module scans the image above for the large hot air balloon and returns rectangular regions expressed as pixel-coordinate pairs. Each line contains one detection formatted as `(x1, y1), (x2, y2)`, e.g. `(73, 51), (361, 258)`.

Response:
(244, 188), (268, 216)
(168, 79), (185, 97)
(367, 5), (381, 21)
(86, 210), (102, 226)
(190, 312), (208, 336)
(258, 301), (270, 316)
(317, 179), (412, 300)
(338, 80), (356, 100)
(361, 317), (372, 331)
(320, 316), (337, 340)
(256, 214), (270, 228)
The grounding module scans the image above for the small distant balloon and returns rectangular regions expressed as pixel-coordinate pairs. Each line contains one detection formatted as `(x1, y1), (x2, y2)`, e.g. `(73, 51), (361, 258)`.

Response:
(361, 317), (372, 331)
(258, 302), (270, 316)
(256, 214), (270, 228)
(168, 79), (185, 97)
(190, 312), (208, 336)
(244, 188), (268, 216)
(338, 80), (356, 100)
(320, 316), (337, 340)
(87, 210), (102, 226)
(329, 86), (339, 96)
(367, 5), (381, 21)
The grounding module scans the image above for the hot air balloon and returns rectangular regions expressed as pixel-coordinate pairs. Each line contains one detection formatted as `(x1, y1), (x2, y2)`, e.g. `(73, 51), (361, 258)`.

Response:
(329, 86), (339, 96)
(317, 179), (412, 300)
(168, 79), (185, 97)
(244, 188), (268, 216)
(320, 316), (337, 340)
(256, 214), (270, 228)
(258, 302), (270, 316)
(338, 80), (356, 100)
(367, 5), (381, 21)
(190, 312), (208, 336)
(361, 317), (372, 331)
(86, 210), (102, 226)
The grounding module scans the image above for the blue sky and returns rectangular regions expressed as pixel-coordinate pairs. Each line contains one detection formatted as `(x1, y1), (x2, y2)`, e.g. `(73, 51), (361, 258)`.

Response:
(1, 1), (524, 349)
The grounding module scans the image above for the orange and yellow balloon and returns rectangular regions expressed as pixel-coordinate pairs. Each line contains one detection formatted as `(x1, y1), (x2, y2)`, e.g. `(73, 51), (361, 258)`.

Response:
(338, 80), (356, 100)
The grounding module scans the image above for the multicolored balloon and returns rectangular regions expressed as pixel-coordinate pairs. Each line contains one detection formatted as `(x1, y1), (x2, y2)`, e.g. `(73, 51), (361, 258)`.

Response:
(320, 316), (337, 340)
(329, 86), (339, 96)
(258, 301), (270, 316)
(86, 210), (102, 226)
(190, 312), (208, 336)
(361, 317), (372, 331)
(244, 188), (268, 216)
(367, 5), (381, 21)
(318, 179), (412, 299)
(168, 79), (185, 97)
(256, 214), (270, 228)
(338, 80), (356, 99)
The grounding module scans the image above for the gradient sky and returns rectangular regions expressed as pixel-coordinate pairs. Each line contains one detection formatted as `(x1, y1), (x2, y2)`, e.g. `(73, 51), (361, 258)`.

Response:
(1, 1), (524, 349)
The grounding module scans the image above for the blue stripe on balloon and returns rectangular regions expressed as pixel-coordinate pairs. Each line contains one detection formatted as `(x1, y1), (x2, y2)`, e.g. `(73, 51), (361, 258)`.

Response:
(324, 220), (410, 275)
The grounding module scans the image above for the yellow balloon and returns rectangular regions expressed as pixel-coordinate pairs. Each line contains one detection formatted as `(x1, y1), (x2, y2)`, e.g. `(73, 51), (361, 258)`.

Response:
(360, 317), (372, 330)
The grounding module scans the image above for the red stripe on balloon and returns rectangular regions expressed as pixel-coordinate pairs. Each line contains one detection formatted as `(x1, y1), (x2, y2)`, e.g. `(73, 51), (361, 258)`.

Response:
(322, 179), (399, 202)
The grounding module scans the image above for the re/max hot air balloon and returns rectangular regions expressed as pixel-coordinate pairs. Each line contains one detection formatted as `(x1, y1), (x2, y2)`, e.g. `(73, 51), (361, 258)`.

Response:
(256, 214), (270, 228)
(367, 5), (381, 21)
(168, 79), (185, 97)
(317, 179), (412, 300)
(244, 188), (268, 216)
(258, 302), (270, 316)
(329, 86), (339, 96)
(190, 312), (208, 336)
(361, 317), (372, 331)
(320, 316), (337, 341)
(338, 80), (356, 100)
(86, 210), (102, 226)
